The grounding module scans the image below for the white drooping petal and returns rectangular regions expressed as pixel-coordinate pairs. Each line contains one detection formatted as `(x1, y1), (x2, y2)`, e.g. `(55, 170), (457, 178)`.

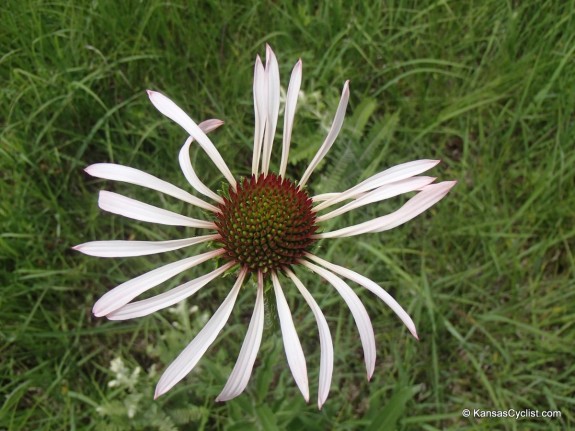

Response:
(317, 176), (436, 222)
(306, 254), (418, 339)
(107, 262), (235, 320)
(261, 45), (280, 176)
(314, 159), (440, 212)
(315, 181), (456, 239)
(146, 90), (237, 189)
(85, 163), (219, 213)
(73, 234), (219, 257)
(279, 59), (302, 178)
(272, 273), (309, 402)
(98, 191), (216, 229)
(285, 268), (333, 409)
(302, 261), (376, 380)
(92, 249), (225, 317)
(299, 81), (350, 188)
(252, 55), (267, 176)
(154, 268), (248, 399)
(216, 271), (265, 402)
(179, 136), (225, 204)
(312, 192), (340, 202)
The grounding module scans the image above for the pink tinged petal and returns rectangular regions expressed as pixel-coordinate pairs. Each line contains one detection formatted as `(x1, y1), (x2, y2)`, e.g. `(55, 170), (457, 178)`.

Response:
(179, 136), (224, 204)
(285, 269), (333, 409)
(313, 159), (441, 212)
(315, 181), (456, 239)
(98, 191), (216, 229)
(107, 262), (235, 320)
(216, 271), (265, 402)
(85, 163), (219, 213)
(271, 273), (309, 402)
(92, 248), (225, 317)
(306, 254), (418, 340)
(279, 59), (302, 178)
(302, 261), (376, 380)
(316, 176), (436, 222)
(252, 55), (267, 176)
(197, 118), (224, 134)
(261, 45), (280, 176)
(154, 268), (248, 399)
(299, 81), (350, 188)
(146, 90), (237, 189)
(73, 234), (219, 257)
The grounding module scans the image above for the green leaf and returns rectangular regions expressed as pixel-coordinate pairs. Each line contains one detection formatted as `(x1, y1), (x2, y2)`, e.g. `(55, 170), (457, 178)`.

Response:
(366, 385), (421, 431)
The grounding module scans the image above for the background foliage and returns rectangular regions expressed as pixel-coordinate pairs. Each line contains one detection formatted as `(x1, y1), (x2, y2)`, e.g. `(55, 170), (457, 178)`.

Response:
(2, 0), (574, 429)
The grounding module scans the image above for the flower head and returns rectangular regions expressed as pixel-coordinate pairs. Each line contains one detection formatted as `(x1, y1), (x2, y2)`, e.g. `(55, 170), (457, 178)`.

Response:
(75, 45), (455, 408)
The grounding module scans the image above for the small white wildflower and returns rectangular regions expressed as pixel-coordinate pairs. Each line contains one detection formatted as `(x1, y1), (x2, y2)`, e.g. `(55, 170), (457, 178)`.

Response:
(107, 357), (141, 391)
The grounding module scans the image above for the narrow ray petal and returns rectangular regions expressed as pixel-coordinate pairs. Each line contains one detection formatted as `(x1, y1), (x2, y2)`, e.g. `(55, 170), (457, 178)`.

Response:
(92, 249), (225, 317)
(85, 164), (219, 213)
(98, 190), (216, 229)
(315, 181), (456, 239)
(317, 176), (436, 222)
(299, 81), (350, 188)
(285, 269), (333, 409)
(279, 59), (302, 178)
(73, 234), (219, 257)
(146, 90), (237, 189)
(306, 254), (418, 339)
(252, 55), (267, 176)
(272, 273), (309, 401)
(216, 271), (265, 401)
(107, 262), (235, 320)
(302, 261), (376, 380)
(312, 192), (340, 202)
(178, 118), (225, 204)
(154, 268), (248, 398)
(314, 159), (440, 212)
(179, 136), (225, 204)
(261, 45), (280, 176)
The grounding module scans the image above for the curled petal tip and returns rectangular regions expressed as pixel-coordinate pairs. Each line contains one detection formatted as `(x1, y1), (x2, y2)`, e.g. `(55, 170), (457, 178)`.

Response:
(92, 305), (104, 318)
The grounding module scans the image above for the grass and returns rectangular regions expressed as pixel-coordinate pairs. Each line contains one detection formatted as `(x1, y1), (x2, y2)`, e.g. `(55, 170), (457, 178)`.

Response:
(1, 0), (574, 429)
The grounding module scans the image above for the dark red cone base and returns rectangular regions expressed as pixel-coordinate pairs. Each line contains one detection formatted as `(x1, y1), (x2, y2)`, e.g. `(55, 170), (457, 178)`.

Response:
(215, 173), (318, 274)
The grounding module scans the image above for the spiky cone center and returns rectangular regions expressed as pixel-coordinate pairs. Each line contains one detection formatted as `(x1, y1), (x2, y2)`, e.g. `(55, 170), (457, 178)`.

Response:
(215, 173), (318, 274)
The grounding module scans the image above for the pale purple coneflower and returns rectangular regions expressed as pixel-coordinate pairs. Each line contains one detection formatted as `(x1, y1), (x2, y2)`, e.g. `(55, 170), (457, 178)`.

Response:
(75, 45), (455, 409)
